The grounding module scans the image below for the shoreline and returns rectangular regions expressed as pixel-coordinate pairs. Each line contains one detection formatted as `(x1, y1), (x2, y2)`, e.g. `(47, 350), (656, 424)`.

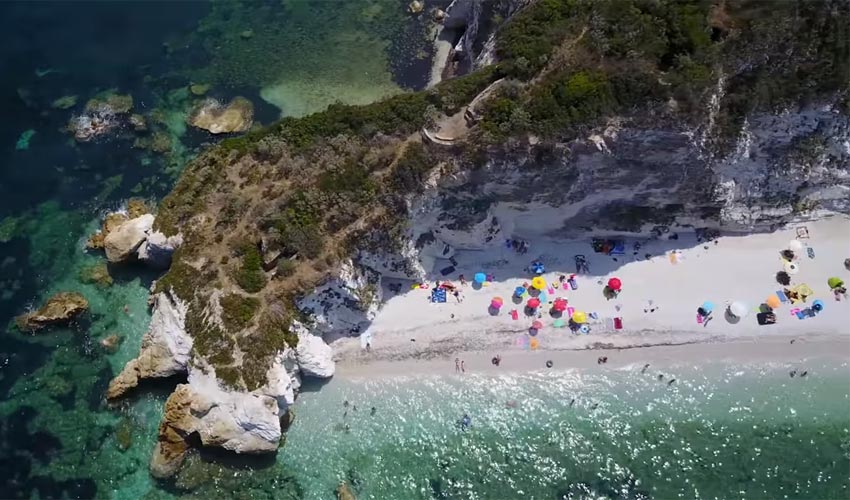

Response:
(335, 333), (850, 378)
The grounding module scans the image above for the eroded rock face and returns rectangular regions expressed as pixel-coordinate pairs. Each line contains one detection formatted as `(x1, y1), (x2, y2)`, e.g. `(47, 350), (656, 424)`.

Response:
(138, 231), (183, 269)
(188, 97), (254, 134)
(297, 260), (382, 337)
(107, 291), (191, 399)
(104, 213), (155, 263)
(150, 370), (282, 478)
(15, 292), (88, 332)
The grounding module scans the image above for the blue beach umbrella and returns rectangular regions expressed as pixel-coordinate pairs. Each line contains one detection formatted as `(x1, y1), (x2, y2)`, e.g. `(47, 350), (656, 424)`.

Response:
(514, 286), (526, 297)
(532, 262), (545, 274)
(700, 301), (714, 314)
(474, 272), (487, 283)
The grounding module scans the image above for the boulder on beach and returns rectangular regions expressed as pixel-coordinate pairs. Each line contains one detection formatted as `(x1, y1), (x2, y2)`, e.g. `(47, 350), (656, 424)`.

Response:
(16, 292), (88, 332)
(104, 213), (155, 263)
(187, 97), (254, 134)
(295, 332), (335, 378)
(138, 231), (183, 269)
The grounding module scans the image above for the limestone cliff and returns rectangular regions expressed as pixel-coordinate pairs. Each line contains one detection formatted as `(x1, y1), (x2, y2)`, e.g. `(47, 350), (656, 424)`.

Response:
(107, 0), (848, 478)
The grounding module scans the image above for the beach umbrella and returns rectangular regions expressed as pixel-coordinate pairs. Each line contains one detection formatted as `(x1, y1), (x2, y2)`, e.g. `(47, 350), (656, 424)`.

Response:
(473, 272), (487, 283)
(553, 318), (567, 328)
(776, 271), (791, 286)
(527, 297), (541, 309)
(700, 301), (715, 314)
(530, 337), (539, 350)
(729, 301), (749, 318)
(514, 286), (526, 297)
(828, 277), (844, 289)
(812, 299), (824, 312)
(532, 262), (545, 274)
(490, 297), (504, 308)
(553, 298), (568, 312)
(532, 320), (543, 330)
(531, 276), (546, 290)
(788, 240), (804, 253)
(783, 261), (800, 275)
(571, 311), (588, 324)
(765, 295), (781, 309)
(538, 292), (549, 304)
(607, 277), (622, 291)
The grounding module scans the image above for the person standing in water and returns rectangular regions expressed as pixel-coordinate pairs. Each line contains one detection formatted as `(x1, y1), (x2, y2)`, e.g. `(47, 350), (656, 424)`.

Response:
(455, 358), (460, 373)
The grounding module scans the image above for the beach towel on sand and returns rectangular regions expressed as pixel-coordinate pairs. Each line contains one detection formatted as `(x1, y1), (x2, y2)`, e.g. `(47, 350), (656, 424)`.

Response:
(510, 310), (518, 320)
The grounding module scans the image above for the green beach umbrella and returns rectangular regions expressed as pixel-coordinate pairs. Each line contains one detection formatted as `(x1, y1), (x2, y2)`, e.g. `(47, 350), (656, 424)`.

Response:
(553, 318), (566, 328)
(828, 277), (844, 289)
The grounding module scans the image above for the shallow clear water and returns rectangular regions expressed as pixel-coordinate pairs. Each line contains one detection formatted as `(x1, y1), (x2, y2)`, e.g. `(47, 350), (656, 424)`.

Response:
(284, 363), (850, 499)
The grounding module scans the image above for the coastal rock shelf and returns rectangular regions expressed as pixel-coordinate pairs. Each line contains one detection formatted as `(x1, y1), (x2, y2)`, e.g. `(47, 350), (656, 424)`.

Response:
(15, 292), (89, 332)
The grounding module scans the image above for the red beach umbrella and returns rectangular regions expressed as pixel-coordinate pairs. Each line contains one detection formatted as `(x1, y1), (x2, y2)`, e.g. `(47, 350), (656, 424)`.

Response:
(607, 277), (622, 291)
(553, 298), (568, 312)
(527, 297), (541, 309)
(531, 320), (543, 330)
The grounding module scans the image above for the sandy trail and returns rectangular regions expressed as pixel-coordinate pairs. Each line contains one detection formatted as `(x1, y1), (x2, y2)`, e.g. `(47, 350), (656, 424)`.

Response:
(331, 217), (850, 373)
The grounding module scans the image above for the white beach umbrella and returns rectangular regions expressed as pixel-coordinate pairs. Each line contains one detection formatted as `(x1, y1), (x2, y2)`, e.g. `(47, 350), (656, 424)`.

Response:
(729, 301), (749, 318)
(783, 260), (800, 275)
(788, 240), (804, 253)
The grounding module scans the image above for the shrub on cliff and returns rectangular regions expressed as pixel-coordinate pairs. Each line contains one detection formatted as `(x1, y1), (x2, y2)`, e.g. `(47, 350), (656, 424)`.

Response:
(234, 243), (267, 293)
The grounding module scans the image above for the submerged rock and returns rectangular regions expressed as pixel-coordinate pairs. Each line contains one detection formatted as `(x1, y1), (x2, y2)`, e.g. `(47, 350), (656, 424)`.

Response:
(189, 83), (211, 96)
(187, 97), (254, 134)
(16, 292), (88, 332)
(107, 291), (191, 399)
(104, 213), (155, 263)
(100, 333), (124, 354)
(51, 95), (78, 110)
(79, 262), (113, 288)
(337, 481), (357, 500)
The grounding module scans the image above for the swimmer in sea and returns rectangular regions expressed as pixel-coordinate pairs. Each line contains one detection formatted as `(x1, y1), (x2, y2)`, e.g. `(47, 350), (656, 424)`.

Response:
(641, 363), (650, 374)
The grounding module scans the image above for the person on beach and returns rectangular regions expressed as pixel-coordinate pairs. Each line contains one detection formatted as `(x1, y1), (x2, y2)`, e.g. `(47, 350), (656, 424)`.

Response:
(459, 274), (467, 286)
(455, 358), (460, 373)
(461, 360), (466, 373)
(491, 355), (502, 366)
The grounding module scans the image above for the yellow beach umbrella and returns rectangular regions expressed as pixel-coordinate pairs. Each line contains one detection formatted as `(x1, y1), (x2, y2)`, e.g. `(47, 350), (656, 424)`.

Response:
(531, 276), (547, 290)
(571, 311), (588, 324)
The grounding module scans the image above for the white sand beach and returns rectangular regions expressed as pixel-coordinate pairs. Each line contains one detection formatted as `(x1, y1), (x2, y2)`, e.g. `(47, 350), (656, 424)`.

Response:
(332, 217), (850, 373)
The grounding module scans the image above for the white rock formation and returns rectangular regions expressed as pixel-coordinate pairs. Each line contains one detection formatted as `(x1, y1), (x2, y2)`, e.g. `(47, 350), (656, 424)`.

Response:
(138, 231), (183, 269)
(107, 291), (191, 399)
(189, 369), (282, 452)
(103, 213), (154, 262)
(259, 350), (299, 409)
(294, 327), (335, 378)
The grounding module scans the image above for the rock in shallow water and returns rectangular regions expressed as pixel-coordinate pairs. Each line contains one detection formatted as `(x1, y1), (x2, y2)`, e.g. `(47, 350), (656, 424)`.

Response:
(187, 97), (254, 134)
(107, 291), (190, 399)
(104, 213), (154, 263)
(15, 292), (88, 332)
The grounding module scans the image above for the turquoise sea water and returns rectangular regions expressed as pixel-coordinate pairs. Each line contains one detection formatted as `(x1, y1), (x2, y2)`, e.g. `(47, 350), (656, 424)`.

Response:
(283, 363), (850, 499)
(1, 2), (849, 499)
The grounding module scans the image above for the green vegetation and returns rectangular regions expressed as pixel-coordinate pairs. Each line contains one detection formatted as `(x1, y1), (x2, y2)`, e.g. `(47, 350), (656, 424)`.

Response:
(276, 259), (297, 278)
(219, 293), (260, 332)
(234, 243), (267, 293)
(389, 142), (431, 193)
(239, 312), (298, 391)
(272, 191), (325, 260)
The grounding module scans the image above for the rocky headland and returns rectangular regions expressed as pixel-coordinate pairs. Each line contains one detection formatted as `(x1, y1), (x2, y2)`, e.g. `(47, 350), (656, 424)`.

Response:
(93, 0), (848, 479)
